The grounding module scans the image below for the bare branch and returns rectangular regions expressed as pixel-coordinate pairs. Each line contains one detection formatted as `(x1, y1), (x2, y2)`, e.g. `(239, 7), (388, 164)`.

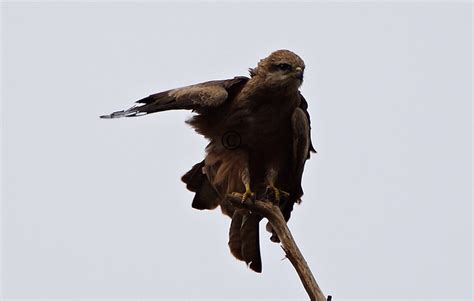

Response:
(228, 194), (327, 301)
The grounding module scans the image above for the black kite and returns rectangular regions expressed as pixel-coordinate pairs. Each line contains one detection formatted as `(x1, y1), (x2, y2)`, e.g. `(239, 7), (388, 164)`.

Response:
(101, 50), (315, 273)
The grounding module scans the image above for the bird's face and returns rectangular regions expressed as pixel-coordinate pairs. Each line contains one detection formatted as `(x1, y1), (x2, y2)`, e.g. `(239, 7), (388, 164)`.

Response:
(252, 50), (305, 88)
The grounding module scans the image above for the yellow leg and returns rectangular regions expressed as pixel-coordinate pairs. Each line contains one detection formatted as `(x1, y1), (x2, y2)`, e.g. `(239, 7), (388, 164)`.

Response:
(241, 182), (255, 203)
(265, 182), (290, 202)
(229, 168), (255, 203)
(265, 167), (288, 202)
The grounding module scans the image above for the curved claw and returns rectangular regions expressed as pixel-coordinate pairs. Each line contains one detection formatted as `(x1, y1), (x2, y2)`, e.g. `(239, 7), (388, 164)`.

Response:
(265, 185), (289, 203)
(231, 183), (255, 204)
(240, 190), (255, 203)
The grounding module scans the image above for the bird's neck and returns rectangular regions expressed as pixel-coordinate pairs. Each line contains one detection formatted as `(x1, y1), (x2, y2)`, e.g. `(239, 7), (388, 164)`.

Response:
(243, 76), (300, 99)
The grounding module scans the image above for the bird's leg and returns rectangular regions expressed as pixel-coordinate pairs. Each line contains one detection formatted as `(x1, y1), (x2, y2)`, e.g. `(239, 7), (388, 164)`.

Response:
(232, 167), (255, 203)
(264, 168), (289, 204)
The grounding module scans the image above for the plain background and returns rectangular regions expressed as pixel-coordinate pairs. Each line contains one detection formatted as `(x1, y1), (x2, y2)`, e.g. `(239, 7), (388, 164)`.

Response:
(1, 1), (472, 300)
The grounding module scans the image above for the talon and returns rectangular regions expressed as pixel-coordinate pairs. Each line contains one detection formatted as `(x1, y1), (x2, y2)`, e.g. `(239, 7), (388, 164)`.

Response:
(232, 183), (255, 203)
(267, 185), (280, 201)
(240, 191), (254, 203)
(265, 184), (289, 203)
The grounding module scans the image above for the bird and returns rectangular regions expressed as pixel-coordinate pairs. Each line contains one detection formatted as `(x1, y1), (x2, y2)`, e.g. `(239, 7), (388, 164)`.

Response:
(101, 49), (316, 273)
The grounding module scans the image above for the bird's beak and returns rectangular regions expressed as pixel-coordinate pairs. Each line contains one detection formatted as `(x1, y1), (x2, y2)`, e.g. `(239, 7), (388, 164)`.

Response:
(295, 67), (304, 80)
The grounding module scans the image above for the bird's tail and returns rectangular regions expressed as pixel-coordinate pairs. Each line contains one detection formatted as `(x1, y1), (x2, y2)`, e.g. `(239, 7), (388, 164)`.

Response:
(229, 210), (262, 273)
(183, 161), (263, 273)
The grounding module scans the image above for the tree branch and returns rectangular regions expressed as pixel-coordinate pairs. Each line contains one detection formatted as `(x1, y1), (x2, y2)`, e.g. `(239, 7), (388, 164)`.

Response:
(228, 194), (327, 301)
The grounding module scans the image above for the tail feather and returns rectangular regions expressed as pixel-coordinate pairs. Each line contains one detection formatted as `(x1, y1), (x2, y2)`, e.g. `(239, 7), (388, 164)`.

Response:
(228, 211), (244, 261)
(229, 210), (262, 273)
(182, 161), (263, 273)
(240, 212), (262, 273)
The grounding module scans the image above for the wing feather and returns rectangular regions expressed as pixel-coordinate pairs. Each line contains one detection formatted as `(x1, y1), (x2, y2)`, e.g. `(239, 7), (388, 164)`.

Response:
(291, 107), (311, 201)
(298, 93), (316, 156)
(100, 76), (248, 119)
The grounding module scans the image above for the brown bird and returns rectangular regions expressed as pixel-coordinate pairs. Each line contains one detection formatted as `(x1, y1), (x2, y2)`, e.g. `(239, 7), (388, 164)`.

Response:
(101, 50), (316, 273)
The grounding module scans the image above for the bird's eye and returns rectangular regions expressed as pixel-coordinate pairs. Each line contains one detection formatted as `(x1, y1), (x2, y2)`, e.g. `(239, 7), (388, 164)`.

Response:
(278, 63), (292, 71)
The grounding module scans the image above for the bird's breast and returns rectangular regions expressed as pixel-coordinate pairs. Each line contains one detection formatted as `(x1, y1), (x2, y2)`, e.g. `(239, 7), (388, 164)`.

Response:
(223, 102), (294, 153)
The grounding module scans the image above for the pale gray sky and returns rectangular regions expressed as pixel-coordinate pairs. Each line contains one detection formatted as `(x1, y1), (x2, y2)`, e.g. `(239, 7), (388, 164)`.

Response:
(1, 1), (472, 300)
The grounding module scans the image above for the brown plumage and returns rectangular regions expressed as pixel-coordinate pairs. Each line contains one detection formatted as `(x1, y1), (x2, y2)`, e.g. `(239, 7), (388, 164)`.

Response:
(101, 50), (316, 273)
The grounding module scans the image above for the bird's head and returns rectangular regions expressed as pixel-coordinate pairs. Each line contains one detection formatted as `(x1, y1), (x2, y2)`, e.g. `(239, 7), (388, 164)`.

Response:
(249, 49), (305, 88)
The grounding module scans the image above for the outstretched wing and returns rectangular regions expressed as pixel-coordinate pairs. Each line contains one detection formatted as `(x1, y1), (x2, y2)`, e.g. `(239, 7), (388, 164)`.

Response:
(100, 76), (249, 119)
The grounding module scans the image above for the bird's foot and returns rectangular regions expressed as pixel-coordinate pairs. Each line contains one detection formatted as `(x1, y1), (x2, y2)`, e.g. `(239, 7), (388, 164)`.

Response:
(241, 190), (255, 203)
(231, 183), (255, 204)
(264, 184), (289, 204)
